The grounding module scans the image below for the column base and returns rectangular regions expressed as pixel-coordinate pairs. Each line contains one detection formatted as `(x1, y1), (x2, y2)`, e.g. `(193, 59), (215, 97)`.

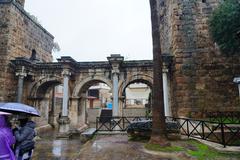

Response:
(57, 116), (71, 139)
(56, 131), (71, 139)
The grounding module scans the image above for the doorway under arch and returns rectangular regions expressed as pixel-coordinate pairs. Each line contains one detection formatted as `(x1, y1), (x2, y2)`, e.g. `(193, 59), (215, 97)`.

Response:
(29, 77), (63, 128)
(120, 77), (153, 117)
(72, 78), (112, 127)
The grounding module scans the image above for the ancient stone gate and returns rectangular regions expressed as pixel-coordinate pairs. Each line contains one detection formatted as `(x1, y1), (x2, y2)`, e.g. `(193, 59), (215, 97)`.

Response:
(11, 54), (173, 135)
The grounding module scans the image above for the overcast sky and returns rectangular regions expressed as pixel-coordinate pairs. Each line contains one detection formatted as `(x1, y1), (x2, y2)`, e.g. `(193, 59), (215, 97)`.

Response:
(25, 0), (153, 62)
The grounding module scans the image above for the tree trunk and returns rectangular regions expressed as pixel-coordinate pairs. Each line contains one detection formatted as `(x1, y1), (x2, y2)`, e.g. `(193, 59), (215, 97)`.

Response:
(149, 0), (169, 145)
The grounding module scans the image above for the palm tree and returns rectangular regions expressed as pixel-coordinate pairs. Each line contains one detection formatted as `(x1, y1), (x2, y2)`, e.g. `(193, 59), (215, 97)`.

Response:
(149, 0), (169, 145)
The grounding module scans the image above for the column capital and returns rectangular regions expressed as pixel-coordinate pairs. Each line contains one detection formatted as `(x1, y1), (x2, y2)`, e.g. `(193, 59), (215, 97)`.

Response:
(107, 54), (124, 74)
(112, 68), (120, 75)
(16, 72), (27, 77)
(62, 69), (71, 77)
(16, 66), (27, 77)
(162, 64), (169, 73)
(162, 53), (173, 73)
(233, 77), (240, 84)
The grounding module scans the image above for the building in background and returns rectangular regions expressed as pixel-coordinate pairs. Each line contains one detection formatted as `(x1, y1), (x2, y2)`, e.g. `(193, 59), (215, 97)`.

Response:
(125, 83), (150, 108)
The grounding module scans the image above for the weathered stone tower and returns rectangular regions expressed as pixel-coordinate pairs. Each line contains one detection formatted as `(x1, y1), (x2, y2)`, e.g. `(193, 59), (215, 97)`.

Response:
(0, 0), (54, 102)
(150, 0), (240, 118)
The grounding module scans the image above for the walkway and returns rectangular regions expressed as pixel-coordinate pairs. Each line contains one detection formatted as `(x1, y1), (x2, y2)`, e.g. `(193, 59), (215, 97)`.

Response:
(75, 134), (170, 160)
(32, 133), (240, 160)
(32, 131), (82, 160)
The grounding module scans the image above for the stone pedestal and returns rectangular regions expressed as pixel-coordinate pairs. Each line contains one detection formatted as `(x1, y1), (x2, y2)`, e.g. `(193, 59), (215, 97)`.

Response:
(57, 116), (71, 138)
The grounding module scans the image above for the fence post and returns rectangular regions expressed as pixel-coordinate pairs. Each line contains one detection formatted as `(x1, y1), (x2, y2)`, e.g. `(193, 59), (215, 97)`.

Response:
(187, 119), (190, 137)
(220, 123), (226, 147)
(202, 121), (205, 139)
(96, 117), (98, 131)
(110, 117), (112, 131)
(122, 117), (125, 131)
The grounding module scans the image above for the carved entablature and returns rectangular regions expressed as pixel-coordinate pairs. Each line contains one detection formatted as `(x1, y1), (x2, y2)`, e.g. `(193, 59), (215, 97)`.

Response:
(11, 57), (33, 77)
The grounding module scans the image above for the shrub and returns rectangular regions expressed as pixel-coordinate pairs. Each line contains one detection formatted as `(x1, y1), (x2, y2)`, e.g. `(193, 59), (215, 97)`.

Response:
(209, 0), (240, 55)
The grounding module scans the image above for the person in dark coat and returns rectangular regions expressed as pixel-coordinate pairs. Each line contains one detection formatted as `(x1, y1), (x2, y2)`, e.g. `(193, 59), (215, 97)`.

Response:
(0, 113), (15, 160)
(14, 117), (36, 160)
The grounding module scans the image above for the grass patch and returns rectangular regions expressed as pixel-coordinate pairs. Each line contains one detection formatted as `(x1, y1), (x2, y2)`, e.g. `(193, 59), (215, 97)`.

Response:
(186, 140), (218, 160)
(144, 139), (240, 160)
(145, 143), (184, 152)
(128, 136), (149, 142)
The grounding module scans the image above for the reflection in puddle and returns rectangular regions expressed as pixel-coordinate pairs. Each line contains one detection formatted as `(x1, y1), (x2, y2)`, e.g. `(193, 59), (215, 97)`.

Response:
(92, 142), (103, 152)
(32, 133), (82, 160)
(52, 140), (63, 157)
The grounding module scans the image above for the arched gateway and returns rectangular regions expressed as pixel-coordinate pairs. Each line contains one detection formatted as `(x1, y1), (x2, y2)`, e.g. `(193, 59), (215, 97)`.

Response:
(11, 54), (173, 137)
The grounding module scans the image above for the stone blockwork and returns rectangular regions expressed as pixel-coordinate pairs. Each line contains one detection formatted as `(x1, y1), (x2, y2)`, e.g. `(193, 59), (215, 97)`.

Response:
(151, 0), (240, 118)
(0, 1), (54, 101)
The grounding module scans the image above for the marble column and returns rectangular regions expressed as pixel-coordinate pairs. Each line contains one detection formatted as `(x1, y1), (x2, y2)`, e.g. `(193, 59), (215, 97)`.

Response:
(16, 66), (27, 103)
(112, 72), (119, 116)
(162, 64), (171, 117)
(161, 53), (173, 117)
(107, 54), (124, 117)
(62, 71), (70, 117)
(57, 69), (71, 138)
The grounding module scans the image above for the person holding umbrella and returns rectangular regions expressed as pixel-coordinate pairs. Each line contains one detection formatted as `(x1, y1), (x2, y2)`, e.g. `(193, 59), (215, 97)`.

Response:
(0, 112), (16, 160)
(13, 116), (36, 160)
(0, 102), (40, 160)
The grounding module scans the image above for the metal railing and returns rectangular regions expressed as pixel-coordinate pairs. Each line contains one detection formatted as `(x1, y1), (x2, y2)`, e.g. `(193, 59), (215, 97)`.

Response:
(167, 117), (240, 147)
(96, 116), (240, 147)
(206, 112), (240, 124)
(96, 116), (152, 132)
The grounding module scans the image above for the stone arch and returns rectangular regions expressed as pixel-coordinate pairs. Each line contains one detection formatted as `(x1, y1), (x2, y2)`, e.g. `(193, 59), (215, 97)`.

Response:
(119, 74), (153, 116)
(72, 76), (112, 97)
(29, 76), (63, 98)
(119, 74), (153, 97)
(70, 76), (113, 127)
(28, 76), (63, 128)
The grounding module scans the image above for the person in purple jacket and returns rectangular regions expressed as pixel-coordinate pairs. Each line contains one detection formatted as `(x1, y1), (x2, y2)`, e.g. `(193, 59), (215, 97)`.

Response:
(0, 114), (15, 160)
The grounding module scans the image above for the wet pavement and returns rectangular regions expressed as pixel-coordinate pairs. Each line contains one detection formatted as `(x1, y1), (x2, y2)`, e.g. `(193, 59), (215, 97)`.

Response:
(32, 131), (240, 160)
(32, 131), (82, 160)
(76, 134), (170, 160)
(32, 132), (170, 160)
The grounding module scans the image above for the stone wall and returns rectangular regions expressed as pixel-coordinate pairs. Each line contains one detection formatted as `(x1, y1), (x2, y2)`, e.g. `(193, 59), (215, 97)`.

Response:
(0, 1), (54, 101)
(123, 108), (147, 117)
(87, 108), (101, 127)
(151, 0), (240, 118)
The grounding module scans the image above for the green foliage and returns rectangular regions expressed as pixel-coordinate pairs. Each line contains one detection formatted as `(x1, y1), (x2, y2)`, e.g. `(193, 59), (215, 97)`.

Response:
(145, 143), (184, 152)
(186, 140), (218, 160)
(209, 0), (240, 55)
(128, 135), (149, 142)
(145, 139), (240, 160)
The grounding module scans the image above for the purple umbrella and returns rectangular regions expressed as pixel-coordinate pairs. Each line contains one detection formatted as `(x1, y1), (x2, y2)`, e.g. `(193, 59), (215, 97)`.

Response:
(0, 103), (40, 117)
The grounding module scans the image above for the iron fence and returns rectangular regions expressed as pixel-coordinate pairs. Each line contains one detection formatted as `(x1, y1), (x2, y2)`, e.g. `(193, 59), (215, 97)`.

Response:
(206, 112), (240, 124)
(96, 116), (152, 132)
(167, 117), (240, 147)
(96, 116), (240, 147)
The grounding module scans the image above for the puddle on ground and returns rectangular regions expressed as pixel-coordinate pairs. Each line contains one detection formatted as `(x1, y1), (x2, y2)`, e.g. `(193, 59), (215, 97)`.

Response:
(32, 131), (82, 160)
